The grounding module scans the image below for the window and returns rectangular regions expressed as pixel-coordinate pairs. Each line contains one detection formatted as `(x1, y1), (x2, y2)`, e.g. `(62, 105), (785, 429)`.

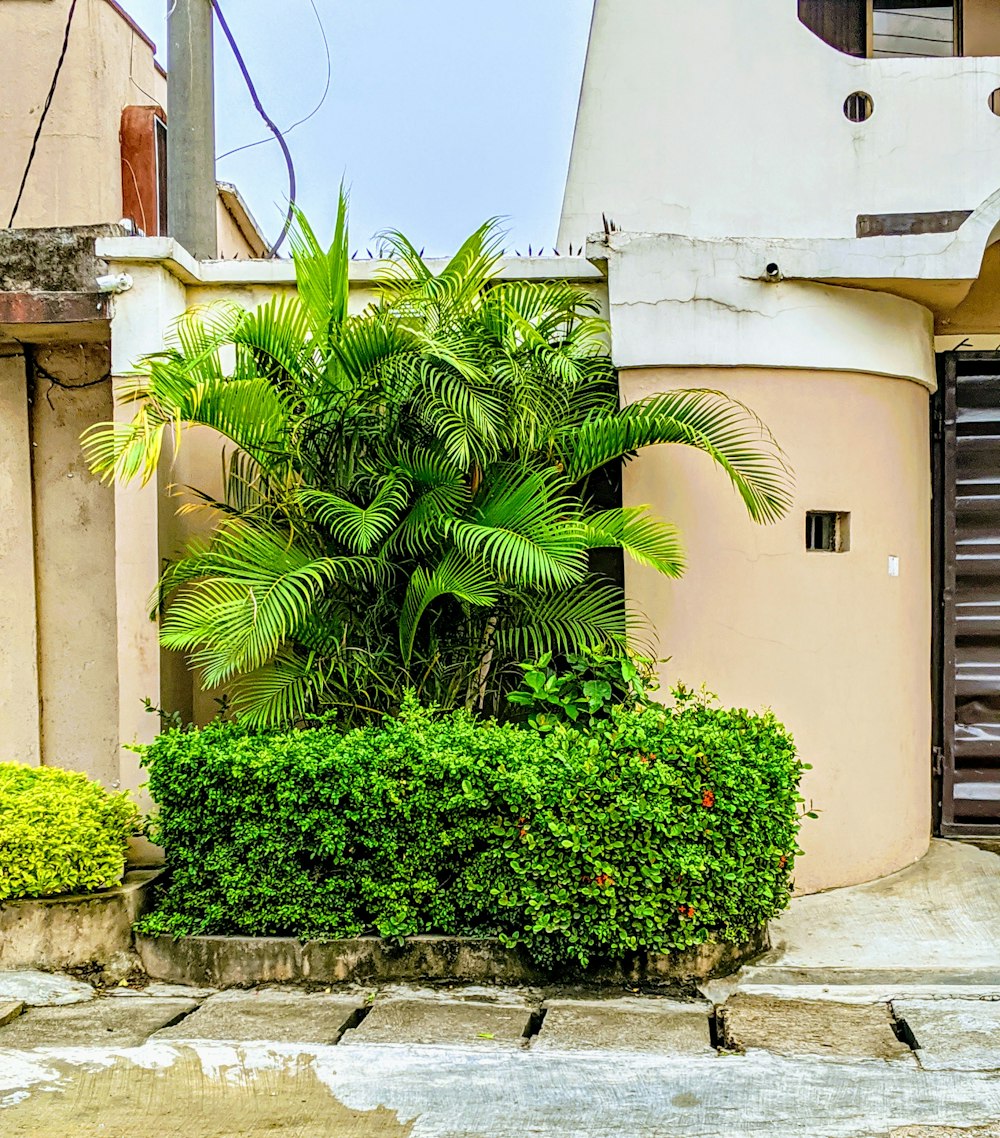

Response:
(799, 0), (959, 58)
(806, 511), (851, 552)
(872, 2), (956, 58)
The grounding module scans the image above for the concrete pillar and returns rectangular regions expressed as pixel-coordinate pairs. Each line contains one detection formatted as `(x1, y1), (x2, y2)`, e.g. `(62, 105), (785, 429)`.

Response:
(29, 345), (118, 783)
(0, 353), (40, 765)
(109, 265), (188, 802)
(167, 0), (218, 260)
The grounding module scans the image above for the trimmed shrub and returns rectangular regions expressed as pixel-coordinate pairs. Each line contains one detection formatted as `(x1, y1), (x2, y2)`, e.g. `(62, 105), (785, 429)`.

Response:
(139, 693), (805, 967)
(0, 764), (139, 901)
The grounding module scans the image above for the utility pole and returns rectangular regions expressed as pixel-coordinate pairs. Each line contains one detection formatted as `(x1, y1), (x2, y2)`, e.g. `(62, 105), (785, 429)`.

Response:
(167, 0), (218, 259)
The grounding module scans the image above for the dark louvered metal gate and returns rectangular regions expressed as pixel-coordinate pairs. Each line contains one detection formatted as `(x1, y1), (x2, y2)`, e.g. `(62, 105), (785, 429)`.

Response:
(936, 353), (1000, 835)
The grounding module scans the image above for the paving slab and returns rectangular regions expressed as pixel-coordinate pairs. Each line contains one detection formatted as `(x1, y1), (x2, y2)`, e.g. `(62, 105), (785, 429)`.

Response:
(0, 970), (94, 1006)
(719, 994), (914, 1060)
(894, 999), (1000, 1071)
(154, 988), (364, 1044)
(340, 998), (534, 1048)
(0, 1000), (23, 1026)
(0, 997), (198, 1048)
(533, 997), (714, 1054)
(375, 984), (534, 1006)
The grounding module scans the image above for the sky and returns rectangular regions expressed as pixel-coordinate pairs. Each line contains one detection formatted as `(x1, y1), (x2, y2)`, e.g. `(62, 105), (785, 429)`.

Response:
(117, 1), (593, 256)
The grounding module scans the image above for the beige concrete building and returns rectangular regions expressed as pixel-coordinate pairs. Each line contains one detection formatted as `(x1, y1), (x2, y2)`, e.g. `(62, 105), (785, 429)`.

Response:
(0, 0), (262, 793)
(8, 0), (1000, 894)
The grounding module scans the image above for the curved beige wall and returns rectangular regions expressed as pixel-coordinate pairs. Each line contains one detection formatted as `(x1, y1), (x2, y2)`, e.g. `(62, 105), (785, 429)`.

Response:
(623, 367), (932, 894)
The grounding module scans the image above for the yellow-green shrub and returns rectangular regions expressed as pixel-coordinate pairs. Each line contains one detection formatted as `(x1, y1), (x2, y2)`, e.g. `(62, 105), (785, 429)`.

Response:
(0, 764), (139, 901)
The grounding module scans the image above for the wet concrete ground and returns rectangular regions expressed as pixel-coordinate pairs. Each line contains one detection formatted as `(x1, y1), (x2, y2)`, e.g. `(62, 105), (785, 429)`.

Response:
(4, 982), (1000, 1136)
(5, 841), (1000, 1135)
(5, 1038), (1000, 1137)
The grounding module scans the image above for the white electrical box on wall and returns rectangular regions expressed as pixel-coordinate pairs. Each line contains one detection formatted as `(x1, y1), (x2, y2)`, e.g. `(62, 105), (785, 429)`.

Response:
(888, 556), (900, 577)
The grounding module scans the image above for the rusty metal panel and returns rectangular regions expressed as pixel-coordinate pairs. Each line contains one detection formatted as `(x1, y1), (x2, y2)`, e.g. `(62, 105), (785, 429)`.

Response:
(798, 0), (868, 56)
(939, 353), (1000, 836)
(857, 210), (971, 238)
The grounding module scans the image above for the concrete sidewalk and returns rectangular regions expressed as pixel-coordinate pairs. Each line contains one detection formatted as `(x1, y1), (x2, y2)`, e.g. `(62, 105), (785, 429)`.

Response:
(4, 1038), (1000, 1137)
(768, 839), (1000, 973)
(3, 839), (1000, 1136)
(728, 839), (1000, 1005)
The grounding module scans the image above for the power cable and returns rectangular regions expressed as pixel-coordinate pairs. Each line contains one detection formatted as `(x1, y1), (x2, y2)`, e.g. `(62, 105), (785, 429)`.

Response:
(216, 0), (330, 162)
(7, 0), (80, 227)
(210, 0), (297, 257)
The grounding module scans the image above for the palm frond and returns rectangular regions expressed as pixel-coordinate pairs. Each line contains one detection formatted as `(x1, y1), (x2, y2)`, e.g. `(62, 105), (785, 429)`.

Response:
(399, 552), (498, 664)
(228, 649), (327, 729)
(493, 581), (632, 661)
(159, 521), (377, 682)
(560, 389), (794, 523)
(296, 478), (408, 554)
(581, 506), (686, 578)
(290, 190), (350, 347)
(444, 468), (588, 589)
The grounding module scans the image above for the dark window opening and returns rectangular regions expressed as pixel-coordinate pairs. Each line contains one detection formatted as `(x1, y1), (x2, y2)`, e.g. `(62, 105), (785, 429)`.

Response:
(806, 511), (850, 552)
(155, 117), (168, 238)
(844, 91), (875, 122)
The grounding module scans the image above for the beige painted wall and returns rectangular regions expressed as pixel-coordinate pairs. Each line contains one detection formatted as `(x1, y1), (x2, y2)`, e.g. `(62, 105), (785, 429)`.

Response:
(0, 0), (165, 229)
(0, 0), (259, 259)
(622, 366), (932, 894)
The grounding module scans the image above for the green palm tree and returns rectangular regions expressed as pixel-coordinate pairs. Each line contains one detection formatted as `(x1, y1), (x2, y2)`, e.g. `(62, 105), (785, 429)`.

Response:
(84, 195), (793, 728)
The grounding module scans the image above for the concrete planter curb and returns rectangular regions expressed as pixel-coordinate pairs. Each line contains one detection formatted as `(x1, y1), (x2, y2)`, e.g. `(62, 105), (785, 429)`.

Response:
(136, 926), (768, 988)
(0, 870), (162, 972)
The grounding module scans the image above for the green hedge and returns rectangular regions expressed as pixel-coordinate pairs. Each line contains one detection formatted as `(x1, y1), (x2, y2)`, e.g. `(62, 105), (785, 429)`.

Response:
(0, 764), (139, 901)
(139, 693), (805, 968)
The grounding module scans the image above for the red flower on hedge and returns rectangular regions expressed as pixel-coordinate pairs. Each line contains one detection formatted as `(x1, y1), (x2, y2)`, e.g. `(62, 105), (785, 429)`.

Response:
(702, 789), (715, 808)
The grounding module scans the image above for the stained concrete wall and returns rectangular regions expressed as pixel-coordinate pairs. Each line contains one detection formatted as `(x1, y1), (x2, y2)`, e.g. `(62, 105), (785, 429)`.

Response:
(0, 354), (40, 766)
(622, 365), (932, 894)
(29, 345), (118, 782)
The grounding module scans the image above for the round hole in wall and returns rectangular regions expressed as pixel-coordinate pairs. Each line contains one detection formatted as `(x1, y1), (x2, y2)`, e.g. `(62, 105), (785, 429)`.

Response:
(844, 92), (874, 123)
(990, 89), (1000, 117)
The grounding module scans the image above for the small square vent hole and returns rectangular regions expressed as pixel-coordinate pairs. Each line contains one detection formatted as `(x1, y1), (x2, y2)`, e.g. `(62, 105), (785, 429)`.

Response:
(806, 511), (850, 553)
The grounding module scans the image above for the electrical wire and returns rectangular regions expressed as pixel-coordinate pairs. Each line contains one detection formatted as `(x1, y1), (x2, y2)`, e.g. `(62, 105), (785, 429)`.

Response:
(7, 0), (79, 227)
(210, 0), (297, 257)
(216, 0), (330, 162)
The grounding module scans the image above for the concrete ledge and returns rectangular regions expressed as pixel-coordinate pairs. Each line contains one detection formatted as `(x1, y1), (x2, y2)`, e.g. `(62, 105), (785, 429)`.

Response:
(136, 927), (768, 988)
(0, 871), (162, 972)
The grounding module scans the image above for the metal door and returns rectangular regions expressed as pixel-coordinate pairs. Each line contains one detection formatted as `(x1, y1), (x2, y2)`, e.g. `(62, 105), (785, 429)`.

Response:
(936, 352), (1000, 835)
